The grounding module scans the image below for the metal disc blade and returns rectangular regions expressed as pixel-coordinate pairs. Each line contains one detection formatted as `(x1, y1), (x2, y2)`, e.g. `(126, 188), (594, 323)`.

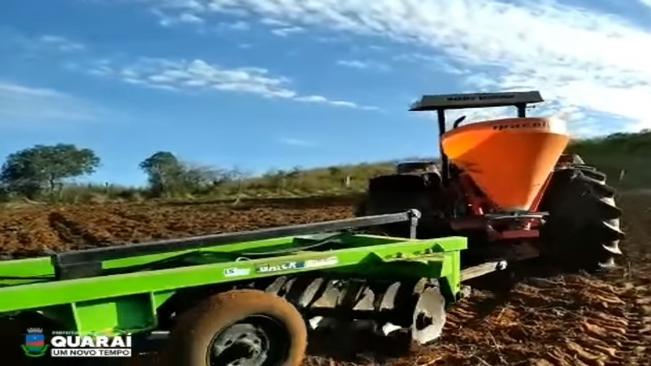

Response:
(411, 286), (446, 344)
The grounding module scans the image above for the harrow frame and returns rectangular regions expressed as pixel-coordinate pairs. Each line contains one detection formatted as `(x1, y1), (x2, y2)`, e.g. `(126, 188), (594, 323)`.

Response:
(0, 211), (466, 336)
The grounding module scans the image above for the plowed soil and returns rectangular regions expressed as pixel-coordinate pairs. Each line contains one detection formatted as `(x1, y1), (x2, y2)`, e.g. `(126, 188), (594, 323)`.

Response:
(1, 193), (649, 365)
(0, 196), (353, 258)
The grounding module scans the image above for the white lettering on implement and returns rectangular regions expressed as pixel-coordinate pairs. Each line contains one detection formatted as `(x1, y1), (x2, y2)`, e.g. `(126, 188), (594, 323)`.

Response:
(224, 267), (251, 278)
(256, 262), (298, 273)
(304, 256), (338, 269)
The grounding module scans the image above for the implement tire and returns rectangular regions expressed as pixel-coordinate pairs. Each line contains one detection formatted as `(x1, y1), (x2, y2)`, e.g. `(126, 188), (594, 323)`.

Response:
(539, 165), (624, 270)
(166, 289), (307, 366)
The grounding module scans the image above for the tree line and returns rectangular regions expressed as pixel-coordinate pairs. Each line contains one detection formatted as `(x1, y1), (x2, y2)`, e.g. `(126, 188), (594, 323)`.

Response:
(1, 131), (649, 202)
(0, 144), (239, 200)
(0, 143), (387, 203)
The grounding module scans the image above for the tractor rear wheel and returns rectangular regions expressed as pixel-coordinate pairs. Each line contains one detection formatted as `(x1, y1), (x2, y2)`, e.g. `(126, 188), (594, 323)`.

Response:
(166, 289), (307, 366)
(539, 165), (624, 270)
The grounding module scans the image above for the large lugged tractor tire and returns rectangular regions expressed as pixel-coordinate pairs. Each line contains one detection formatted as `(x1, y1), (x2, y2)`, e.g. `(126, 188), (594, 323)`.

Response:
(166, 289), (307, 366)
(539, 164), (624, 270)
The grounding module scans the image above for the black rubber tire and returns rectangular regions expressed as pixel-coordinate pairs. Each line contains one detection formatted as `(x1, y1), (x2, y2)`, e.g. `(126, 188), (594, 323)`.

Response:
(166, 289), (307, 366)
(539, 166), (624, 270)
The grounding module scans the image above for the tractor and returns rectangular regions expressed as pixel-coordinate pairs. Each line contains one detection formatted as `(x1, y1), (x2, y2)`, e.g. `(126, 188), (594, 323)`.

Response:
(359, 91), (624, 270)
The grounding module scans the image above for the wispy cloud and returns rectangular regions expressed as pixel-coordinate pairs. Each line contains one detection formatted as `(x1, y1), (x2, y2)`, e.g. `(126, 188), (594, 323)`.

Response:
(271, 26), (304, 37)
(90, 58), (378, 110)
(278, 137), (314, 147)
(394, 53), (468, 75)
(222, 20), (250, 31)
(260, 18), (290, 27)
(37, 35), (86, 52)
(3, 30), (87, 55)
(0, 81), (97, 123)
(152, 9), (204, 27)
(336, 59), (390, 72)
(145, 0), (651, 133)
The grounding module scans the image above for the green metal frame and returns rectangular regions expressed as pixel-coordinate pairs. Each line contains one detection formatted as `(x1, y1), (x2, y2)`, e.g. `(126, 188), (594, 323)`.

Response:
(0, 234), (466, 335)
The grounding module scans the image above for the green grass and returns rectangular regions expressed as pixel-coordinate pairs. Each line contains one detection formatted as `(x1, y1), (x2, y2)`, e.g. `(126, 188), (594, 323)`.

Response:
(568, 130), (651, 190)
(211, 163), (397, 199)
(0, 184), (148, 205)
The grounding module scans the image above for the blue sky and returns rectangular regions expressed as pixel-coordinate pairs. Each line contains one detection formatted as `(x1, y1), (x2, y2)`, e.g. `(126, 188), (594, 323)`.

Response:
(2, 0), (650, 185)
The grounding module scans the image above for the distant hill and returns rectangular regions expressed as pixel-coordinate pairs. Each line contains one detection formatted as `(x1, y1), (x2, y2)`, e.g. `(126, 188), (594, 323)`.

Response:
(568, 130), (651, 190)
(242, 130), (650, 196)
(222, 130), (650, 199)
(9, 131), (646, 205)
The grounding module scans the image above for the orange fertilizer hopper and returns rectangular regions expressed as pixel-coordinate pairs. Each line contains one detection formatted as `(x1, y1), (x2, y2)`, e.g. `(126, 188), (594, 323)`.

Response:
(441, 117), (570, 211)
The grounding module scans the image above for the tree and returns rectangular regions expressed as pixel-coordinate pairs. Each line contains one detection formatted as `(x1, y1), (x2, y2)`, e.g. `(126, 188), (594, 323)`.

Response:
(0, 144), (100, 197)
(140, 152), (226, 197)
(139, 152), (184, 196)
(182, 163), (224, 192)
(327, 166), (343, 177)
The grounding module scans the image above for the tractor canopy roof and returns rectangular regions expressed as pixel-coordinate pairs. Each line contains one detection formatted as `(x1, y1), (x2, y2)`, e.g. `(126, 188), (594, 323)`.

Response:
(409, 91), (543, 111)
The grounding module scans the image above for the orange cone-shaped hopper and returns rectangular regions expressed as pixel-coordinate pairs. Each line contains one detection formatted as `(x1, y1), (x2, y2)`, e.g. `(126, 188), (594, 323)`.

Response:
(441, 117), (569, 211)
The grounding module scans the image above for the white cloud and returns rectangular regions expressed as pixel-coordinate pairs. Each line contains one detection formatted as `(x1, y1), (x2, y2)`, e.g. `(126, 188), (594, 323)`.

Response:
(315, 35), (348, 44)
(294, 95), (328, 103)
(4, 31), (87, 54)
(158, 0), (206, 12)
(278, 137), (314, 147)
(260, 18), (289, 27)
(367, 45), (386, 51)
(178, 12), (204, 24)
(148, 0), (651, 133)
(336, 60), (367, 69)
(91, 58), (377, 110)
(0, 82), (97, 123)
(394, 53), (468, 75)
(224, 20), (250, 30)
(38, 35), (86, 52)
(152, 9), (205, 26)
(336, 59), (390, 72)
(271, 26), (304, 37)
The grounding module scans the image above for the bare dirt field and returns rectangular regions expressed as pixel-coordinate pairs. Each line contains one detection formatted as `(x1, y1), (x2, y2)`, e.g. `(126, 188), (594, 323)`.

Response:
(0, 196), (353, 258)
(0, 193), (649, 365)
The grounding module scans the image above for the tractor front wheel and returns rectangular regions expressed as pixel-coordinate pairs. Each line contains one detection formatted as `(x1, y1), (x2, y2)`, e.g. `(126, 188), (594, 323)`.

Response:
(166, 289), (307, 366)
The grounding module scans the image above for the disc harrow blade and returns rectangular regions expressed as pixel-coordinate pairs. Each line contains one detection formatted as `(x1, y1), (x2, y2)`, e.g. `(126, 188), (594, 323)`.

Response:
(262, 276), (447, 344)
